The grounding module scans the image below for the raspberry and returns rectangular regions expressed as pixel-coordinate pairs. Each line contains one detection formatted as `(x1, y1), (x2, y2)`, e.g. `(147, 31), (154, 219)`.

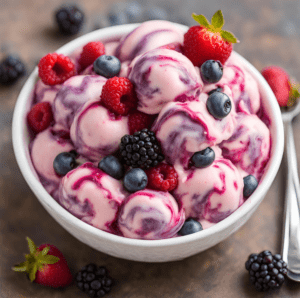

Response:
(101, 77), (137, 115)
(128, 111), (155, 134)
(78, 41), (105, 70)
(147, 163), (178, 191)
(38, 53), (75, 86)
(27, 102), (53, 134)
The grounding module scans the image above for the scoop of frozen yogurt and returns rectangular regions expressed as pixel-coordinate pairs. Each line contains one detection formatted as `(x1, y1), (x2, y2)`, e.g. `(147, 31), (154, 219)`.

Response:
(34, 79), (61, 105)
(118, 189), (185, 239)
(173, 157), (243, 223)
(52, 75), (107, 129)
(30, 126), (74, 200)
(220, 113), (270, 179)
(116, 20), (184, 62)
(152, 90), (236, 167)
(70, 99), (129, 162)
(58, 162), (127, 233)
(128, 48), (202, 114)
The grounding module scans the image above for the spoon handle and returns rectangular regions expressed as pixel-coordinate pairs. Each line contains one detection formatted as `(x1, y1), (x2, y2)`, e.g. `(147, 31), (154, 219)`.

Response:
(282, 121), (300, 279)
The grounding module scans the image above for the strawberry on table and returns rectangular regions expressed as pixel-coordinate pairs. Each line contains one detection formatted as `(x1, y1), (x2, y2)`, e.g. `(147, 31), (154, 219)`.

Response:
(183, 10), (238, 67)
(261, 66), (300, 107)
(12, 237), (73, 288)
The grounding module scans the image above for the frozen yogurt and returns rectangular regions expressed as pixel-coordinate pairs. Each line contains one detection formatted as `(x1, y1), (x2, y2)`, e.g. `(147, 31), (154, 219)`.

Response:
(58, 162), (127, 233)
(27, 19), (272, 240)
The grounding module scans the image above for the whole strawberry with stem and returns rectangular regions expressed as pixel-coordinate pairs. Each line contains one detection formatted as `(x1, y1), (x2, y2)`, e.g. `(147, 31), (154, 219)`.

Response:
(183, 10), (238, 67)
(261, 66), (300, 107)
(12, 237), (73, 288)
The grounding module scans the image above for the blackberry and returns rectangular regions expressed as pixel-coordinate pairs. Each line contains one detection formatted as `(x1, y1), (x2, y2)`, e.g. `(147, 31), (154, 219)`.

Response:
(120, 128), (164, 169)
(245, 250), (287, 292)
(0, 55), (26, 85)
(76, 263), (113, 297)
(55, 5), (84, 35)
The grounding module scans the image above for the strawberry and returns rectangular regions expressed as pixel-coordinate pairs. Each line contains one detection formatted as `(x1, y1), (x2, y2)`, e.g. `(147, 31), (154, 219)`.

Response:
(12, 237), (73, 288)
(261, 66), (300, 107)
(183, 10), (238, 67)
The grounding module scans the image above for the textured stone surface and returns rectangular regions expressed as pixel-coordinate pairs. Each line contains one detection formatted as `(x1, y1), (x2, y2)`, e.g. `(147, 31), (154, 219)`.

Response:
(1, 0), (300, 297)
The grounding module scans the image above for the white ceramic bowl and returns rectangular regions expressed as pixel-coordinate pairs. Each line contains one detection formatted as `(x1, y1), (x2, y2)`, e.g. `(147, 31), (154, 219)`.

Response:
(12, 23), (284, 262)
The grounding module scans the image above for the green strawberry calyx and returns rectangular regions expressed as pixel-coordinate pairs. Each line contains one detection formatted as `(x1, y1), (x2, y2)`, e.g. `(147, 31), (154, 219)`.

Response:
(12, 237), (60, 282)
(288, 82), (300, 107)
(192, 10), (238, 44)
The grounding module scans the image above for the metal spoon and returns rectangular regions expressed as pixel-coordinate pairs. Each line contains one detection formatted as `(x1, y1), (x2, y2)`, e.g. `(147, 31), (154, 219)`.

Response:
(281, 99), (300, 281)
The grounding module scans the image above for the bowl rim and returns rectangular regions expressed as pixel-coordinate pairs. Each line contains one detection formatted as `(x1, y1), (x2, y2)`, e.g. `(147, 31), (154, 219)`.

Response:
(12, 22), (284, 248)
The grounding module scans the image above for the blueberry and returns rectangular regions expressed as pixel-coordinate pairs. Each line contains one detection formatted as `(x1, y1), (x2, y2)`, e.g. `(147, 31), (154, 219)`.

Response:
(191, 147), (215, 168)
(208, 87), (222, 95)
(108, 9), (128, 26)
(243, 175), (258, 198)
(93, 55), (121, 78)
(125, 1), (144, 23)
(206, 91), (232, 119)
(98, 155), (124, 180)
(178, 218), (203, 236)
(144, 6), (169, 21)
(93, 14), (110, 30)
(53, 152), (77, 176)
(200, 60), (223, 83)
(123, 168), (148, 192)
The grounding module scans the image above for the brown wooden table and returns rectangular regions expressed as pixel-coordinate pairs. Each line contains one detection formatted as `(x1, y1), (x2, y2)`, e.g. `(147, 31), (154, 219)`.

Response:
(2, 0), (300, 297)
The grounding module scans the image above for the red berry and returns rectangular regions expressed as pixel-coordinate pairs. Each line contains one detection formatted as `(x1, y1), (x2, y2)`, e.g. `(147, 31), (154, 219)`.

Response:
(101, 77), (137, 115)
(35, 244), (73, 288)
(27, 102), (53, 133)
(261, 66), (294, 107)
(184, 26), (231, 67)
(147, 163), (178, 192)
(183, 11), (237, 67)
(128, 110), (155, 134)
(12, 237), (72, 288)
(38, 53), (75, 86)
(78, 41), (105, 70)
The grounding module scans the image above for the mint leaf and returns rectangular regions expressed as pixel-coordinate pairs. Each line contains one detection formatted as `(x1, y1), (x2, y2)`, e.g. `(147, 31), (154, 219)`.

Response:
(192, 13), (210, 28)
(12, 262), (28, 272)
(221, 30), (238, 43)
(211, 10), (224, 29)
(26, 237), (37, 255)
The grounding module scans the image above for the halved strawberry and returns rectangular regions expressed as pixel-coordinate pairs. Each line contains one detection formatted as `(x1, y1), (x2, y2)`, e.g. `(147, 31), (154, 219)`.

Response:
(183, 10), (238, 67)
